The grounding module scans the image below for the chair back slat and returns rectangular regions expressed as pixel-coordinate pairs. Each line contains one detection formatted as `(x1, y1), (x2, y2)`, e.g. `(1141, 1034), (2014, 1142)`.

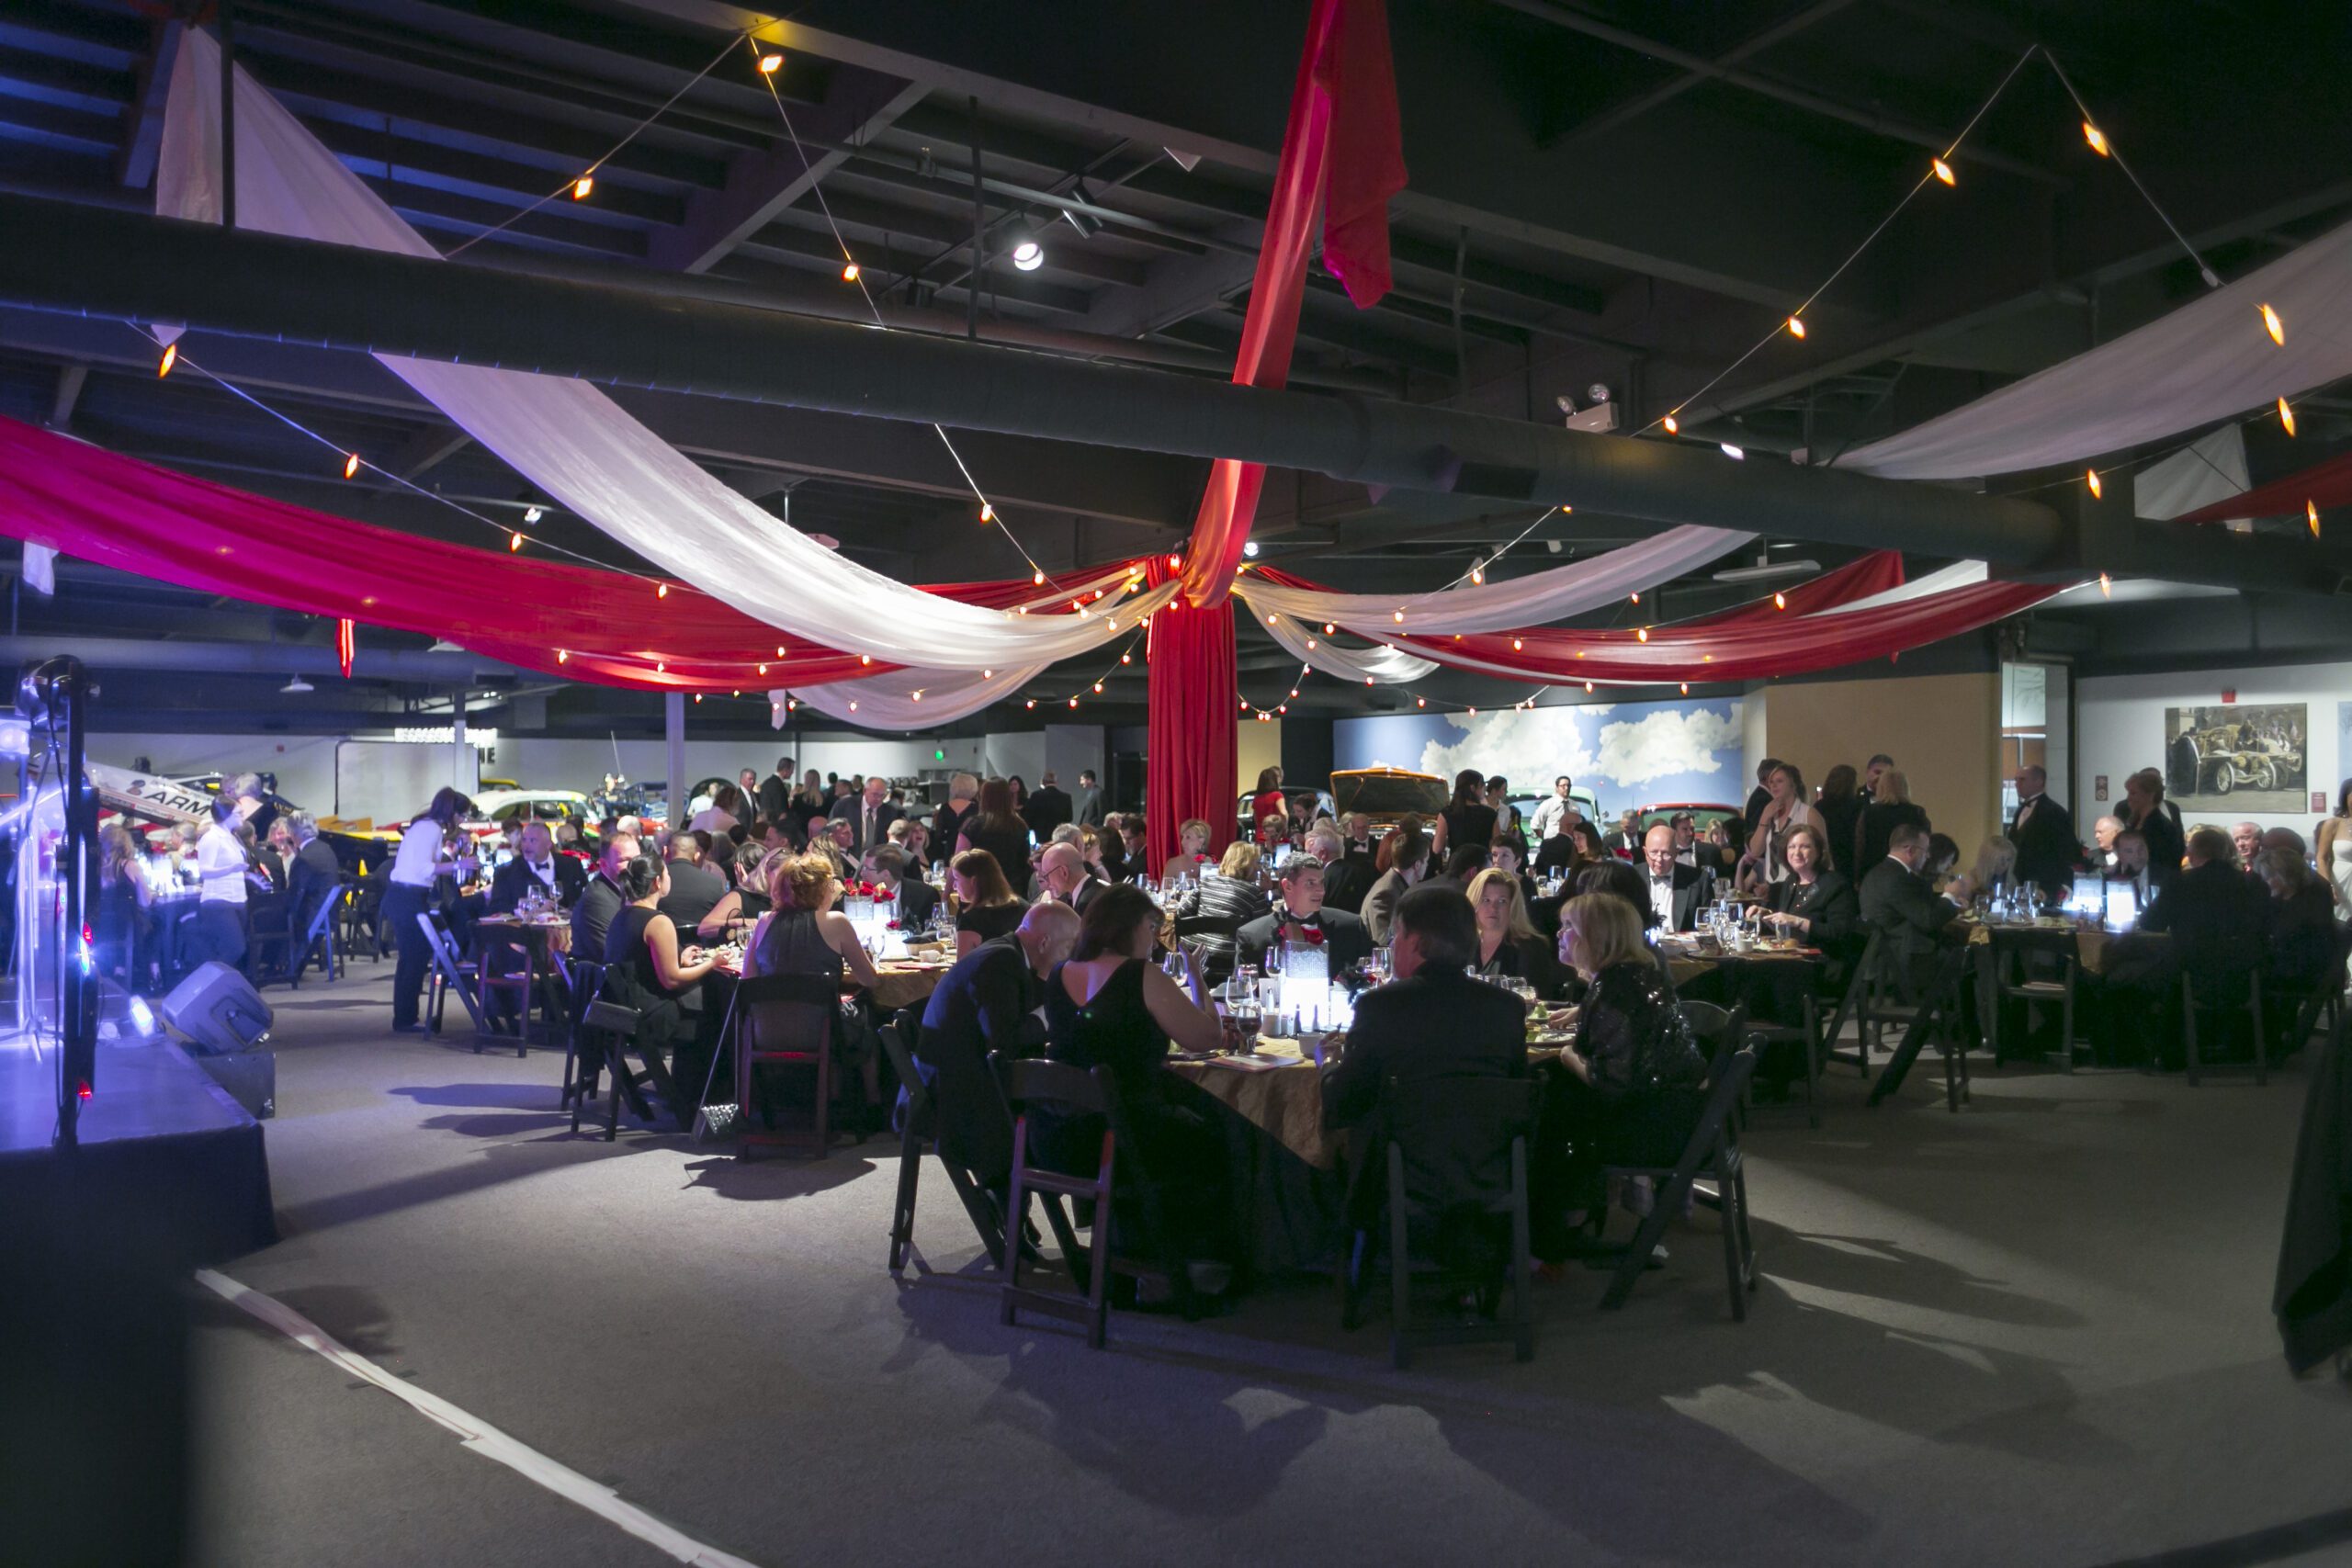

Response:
(737, 968), (837, 1060)
(1383, 1073), (1539, 1218)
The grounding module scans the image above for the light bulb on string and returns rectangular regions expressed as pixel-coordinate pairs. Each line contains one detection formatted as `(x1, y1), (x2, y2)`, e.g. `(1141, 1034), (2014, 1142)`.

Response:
(2279, 398), (2297, 436)
(1025, 699), (1036, 710)
(2086, 468), (2103, 499)
(1637, 626), (1650, 643)
(984, 669), (993, 678)
(342, 452), (360, 479)
(859, 654), (872, 665)
(571, 174), (594, 199)
(2098, 573), (2112, 597)
(1068, 697), (1079, 709)
(757, 51), (784, 73)
(694, 694), (703, 705)
(1470, 560), (1486, 585)
(1662, 413), (1679, 434)
(2261, 303), (2285, 346)
(1585, 681), (1594, 693)
(978, 502), (995, 524)
(2082, 121), (2109, 157)
(757, 663), (768, 675)
(157, 343), (176, 378)
(1168, 554), (1182, 569)
(657, 582), (670, 599)
(2309, 500), (2323, 537)
(1119, 653), (1131, 665)
(655, 661), (664, 672)
(1324, 623), (1336, 635)
(1092, 682), (1103, 694)
(1680, 682), (1690, 694)
(557, 649), (569, 664)
(509, 531), (524, 551)
(1305, 638), (1317, 650)
(1931, 157), (1956, 186)
(1416, 697), (1426, 708)
(1786, 315), (1806, 340)
(847, 701), (857, 713)
(1630, 592), (1640, 605)
(1033, 570), (1046, 586)
(1512, 638), (1522, 651)
(1774, 591), (1787, 610)
(841, 261), (860, 282)
(1392, 609), (1405, 623)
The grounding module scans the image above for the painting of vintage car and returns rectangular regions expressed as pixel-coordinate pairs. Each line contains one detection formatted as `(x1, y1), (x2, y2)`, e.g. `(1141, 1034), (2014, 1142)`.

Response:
(2164, 703), (2308, 811)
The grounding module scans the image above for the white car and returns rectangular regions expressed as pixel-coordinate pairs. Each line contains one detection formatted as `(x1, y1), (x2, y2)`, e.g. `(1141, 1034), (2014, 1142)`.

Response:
(469, 788), (593, 829)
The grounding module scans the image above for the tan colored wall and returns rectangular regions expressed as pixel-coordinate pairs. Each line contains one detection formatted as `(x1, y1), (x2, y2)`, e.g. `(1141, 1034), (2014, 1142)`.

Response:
(1757, 671), (2004, 852)
(1234, 716), (1283, 810)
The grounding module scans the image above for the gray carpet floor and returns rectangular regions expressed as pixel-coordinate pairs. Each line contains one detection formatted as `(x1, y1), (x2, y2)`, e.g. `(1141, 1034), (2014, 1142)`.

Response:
(184, 965), (2352, 1568)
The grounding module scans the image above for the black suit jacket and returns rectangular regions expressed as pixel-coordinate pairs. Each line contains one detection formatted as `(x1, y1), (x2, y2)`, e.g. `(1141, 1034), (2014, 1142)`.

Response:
(828, 796), (906, 853)
(1859, 856), (1959, 991)
(1069, 874), (1111, 917)
(1324, 852), (1374, 916)
(915, 934), (1046, 1181)
(571, 873), (626, 959)
(2140, 858), (2267, 985)
(756, 773), (792, 825)
(1768, 870), (1860, 949)
(489, 852), (588, 914)
(1639, 863), (1706, 932)
(2008, 794), (2079, 896)
(1322, 966), (1527, 1134)
(890, 876), (939, 929)
(1022, 786), (1074, 840)
(1234, 907), (1373, 972)
(657, 857), (729, 931)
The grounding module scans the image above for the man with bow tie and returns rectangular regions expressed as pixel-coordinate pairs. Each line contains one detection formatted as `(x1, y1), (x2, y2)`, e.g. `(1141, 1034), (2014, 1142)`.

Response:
(1642, 823), (1705, 932)
(2007, 764), (2078, 900)
(1237, 854), (1372, 970)
(488, 820), (588, 913)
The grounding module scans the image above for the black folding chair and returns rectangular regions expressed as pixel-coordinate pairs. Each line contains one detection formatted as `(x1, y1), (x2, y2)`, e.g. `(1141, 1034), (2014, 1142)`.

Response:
(1345, 1074), (1541, 1370)
(1984, 926), (2080, 1072)
(1866, 943), (1974, 1111)
(419, 909), (489, 1038)
(1824, 929), (1883, 1079)
(732, 970), (842, 1158)
(571, 998), (647, 1141)
(878, 1022), (1013, 1273)
(1601, 1046), (1759, 1319)
(992, 1056), (1183, 1349)
(561, 959), (608, 1111)
(2183, 967), (2267, 1087)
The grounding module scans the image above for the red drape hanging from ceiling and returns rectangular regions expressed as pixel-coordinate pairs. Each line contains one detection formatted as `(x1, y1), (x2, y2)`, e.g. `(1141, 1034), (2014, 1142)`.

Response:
(1148, 0), (1402, 877)
(1679, 550), (1905, 624)
(0, 415), (1121, 690)
(2174, 448), (2352, 525)
(1143, 558), (1238, 872)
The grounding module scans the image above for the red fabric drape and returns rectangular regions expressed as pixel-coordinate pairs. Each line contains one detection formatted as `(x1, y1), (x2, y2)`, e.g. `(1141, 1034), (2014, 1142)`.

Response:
(1144, 558), (1238, 877)
(1380, 578), (2056, 685)
(2175, 448), (2352, 525)
(1176, 0), (1404, 610)
(1679, 551), (1905, 626)
(0, 416), (1123, 689)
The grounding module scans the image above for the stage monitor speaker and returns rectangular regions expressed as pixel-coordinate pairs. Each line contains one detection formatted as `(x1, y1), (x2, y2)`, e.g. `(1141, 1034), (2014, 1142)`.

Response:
(194, 1051), (276, 1120)
(160, 963), (273, 1056)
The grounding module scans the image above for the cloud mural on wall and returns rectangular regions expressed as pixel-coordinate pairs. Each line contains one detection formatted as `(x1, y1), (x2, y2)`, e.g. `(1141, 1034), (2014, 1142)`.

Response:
(1335, 697), (1746, 810)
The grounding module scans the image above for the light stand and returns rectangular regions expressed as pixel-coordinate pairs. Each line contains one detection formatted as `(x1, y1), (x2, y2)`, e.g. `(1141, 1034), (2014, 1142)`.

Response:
(21, 656), (96, 1147)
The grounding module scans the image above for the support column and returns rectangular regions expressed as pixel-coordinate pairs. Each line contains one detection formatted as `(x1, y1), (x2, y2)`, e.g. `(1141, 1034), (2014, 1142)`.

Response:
(664, 691), (686, 828)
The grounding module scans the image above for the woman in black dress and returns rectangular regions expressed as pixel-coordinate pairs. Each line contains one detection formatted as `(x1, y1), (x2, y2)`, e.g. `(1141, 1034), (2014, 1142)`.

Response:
(1814, 763), (1864, 884)
(2259, 846), (2338, 1060)
(951, 847), (1025, 955)
(1538, 891), (1709, 1263)
(955, 776), (1034, 897)
(1041, 883), (1232, 1288)
(1468, 867), (1563, 998)
(743, 850), (887, 1120)
(1430, 768), (1498, 862)
(1758, 822), (1861, 1096)
(604, 855), (724, 1106)
(1856, 767), (1931, 872)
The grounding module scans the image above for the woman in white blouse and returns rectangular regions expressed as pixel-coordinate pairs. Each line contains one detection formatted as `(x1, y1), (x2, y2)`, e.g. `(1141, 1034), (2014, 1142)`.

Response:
(386, 788), (475, 1033)
(1738, 761), (1821, 897)
(187, 797), (260, 970)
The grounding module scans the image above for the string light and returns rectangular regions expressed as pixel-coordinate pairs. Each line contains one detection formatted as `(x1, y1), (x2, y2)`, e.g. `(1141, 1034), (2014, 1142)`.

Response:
(509, 531), (524, 551)
(557, 649), (569, 663)
(1931, 157), (1956, 186)
(2309, 500), (2322, 537)
(1068, 696), (1079, 708)
(2278, 397), (2297, 436)
(342, 452), (360, 479)
(1392, 609), (1405, 623)
(984, 669), (993, 678)
(1305, 638), (1317, 650)
(841, 262), (860, 282)
(1033, 570), (1046, 586)
(1168, 554), (1182, 569)
(1585, 681), (1595, 693)
(2081, 121), (2109, 157)
(1630, 592), (1640, 605)
(1680, 682), (1690, 694)
(757, 663), (768, 675)
(1470, 561), (1486, 585)
(1720, 443), (1746, 460)
(2261, 303), (2285, 346)
(859, 654), (872, 665)
(694, 693), (703, 704)
(655, 661), (664, 672)
(1511, 638), (1522, 651)
(1120, 653), (1131, 665)
(1785, 315), (1806, 339)
(657, 582), (670, 599)
(776, 645), (786, 658)
(848, 700), (858, 713)
(157, 343), (175, 377)
(1025, 699), (1036, 709)
(2086, 468), (2103, 499)
(571, 175), (594, 199)
(523, 505), (544, 525)
(978, 502), (995, 524)
(756, 51), (784, 74)
(910, 690), (922, 703)
(1636, 626), (1650, 643)
(1662, 414), (1679, 434)
(1324, 623), (1336, 635)
(1416, 697), (1426, 707)
(2098, 573), (2112, 597)
(1092, 682), (1104, 694)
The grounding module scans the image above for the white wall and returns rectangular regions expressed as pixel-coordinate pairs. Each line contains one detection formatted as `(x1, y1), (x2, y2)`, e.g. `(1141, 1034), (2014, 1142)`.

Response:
(2075, 660), (2348, 841)
(1043, 724), (1103, 791)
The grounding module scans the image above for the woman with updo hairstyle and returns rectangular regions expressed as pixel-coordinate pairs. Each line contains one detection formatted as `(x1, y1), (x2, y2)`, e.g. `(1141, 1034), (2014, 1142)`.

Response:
(604, 854), (720, 1066)
(742, 851), (887, 1112)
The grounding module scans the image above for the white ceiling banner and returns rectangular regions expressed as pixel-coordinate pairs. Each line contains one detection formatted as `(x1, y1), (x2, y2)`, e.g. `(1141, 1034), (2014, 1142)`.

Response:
(2132, 424), (2250, 524)
(1838, 213), (2352, 479)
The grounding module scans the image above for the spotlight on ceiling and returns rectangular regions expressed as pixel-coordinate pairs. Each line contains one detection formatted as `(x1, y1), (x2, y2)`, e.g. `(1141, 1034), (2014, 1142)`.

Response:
(1242, 540), (1260, 558)
(1586, 382), (1611, 404)
(280, 674), (314, 694)
(1719, 443), (1746, 460)
(522, 505), (544, 525)
(1007, 227), (1045, 272)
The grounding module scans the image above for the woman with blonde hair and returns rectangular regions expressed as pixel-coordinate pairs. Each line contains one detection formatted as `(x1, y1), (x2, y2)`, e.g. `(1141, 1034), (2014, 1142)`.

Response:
(1856, 766), (1930, 870)
(1167, 838), (1273, 982)
(1467, 865), (1560, 996)
(1537, 891), (1708, 1264)
(742, 850), (888, 1122)
(1969, 835), (2018, 898)
(1162, 817), (1214, 885)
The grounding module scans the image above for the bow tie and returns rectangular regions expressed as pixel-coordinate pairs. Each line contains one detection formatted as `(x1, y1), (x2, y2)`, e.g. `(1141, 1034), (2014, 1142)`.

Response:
(530, 861), (552, 873)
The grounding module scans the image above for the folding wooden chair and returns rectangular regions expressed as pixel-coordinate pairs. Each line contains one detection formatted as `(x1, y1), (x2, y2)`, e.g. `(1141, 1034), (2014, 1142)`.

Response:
(1341, 1074), (1541, 1370)
(1865, 944), (1973, 1111)
(571, 998), (647, 1141)
(878, 1022), (1015, 1272)
(419, 909), (488, 1037)
(733, 970), (842, 1158)
(1601, 1046), (1759, 1319)
(1985, 926), (2079, 1072)
(2183, 968), (2267, 1087)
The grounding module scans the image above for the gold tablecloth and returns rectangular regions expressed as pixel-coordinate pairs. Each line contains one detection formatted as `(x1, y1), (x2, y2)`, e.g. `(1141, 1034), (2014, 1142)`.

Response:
(1967, 920), (2154, 977)
(474, 916), (572, 956)
(1165, 1054), (1332, 1168)
(864, 959), (950, 1012)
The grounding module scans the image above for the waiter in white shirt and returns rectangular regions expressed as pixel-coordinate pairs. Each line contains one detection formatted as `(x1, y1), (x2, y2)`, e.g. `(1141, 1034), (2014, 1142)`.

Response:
(1530, 775), (1580, 841)
(187, 797), (256, 969)
(385, 787), (475, 1033)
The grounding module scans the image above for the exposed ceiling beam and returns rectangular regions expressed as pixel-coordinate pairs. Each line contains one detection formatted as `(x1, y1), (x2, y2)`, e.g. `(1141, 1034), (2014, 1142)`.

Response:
(789, 186), (1155, 289)
(1488, 0), (2064, 186)
(45, 361), (85, 429)
(1547, 0), (1861, 151)
(1084, 241), (1258, 342)
(380, 423), (474, 483)
(649, 65), (929, 273)
(113, 17), (178, 189)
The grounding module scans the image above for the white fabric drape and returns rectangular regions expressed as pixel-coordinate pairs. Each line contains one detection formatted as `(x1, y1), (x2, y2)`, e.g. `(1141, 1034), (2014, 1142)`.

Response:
(1258, 610), (1439, 683)
(1838, 214), (2352, 479)
(770, 665), (1039, 728)
(2133, 424), (2249, 523)
(158, 30), (1152, 672)
(1816, 560), (1986, 615)
(1234, 525), (1747, 637)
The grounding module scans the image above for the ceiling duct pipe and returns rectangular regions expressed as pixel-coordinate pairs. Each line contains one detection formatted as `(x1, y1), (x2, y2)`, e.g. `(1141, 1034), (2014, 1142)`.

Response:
(2, 196), (2345, 595)
(0, 635), (520, 682)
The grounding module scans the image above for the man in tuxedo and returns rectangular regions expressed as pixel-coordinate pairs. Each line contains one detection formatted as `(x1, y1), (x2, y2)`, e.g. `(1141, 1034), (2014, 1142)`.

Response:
(1860, 822), (1973, 998)
(863, 845), (938, 929)
(1035, 841), (1106, 913)
(2107, 827), (2269, 1066)
(2108, 829), (2154, 909)
(1306, 827), (1370, 916)
(571, 832), (637, 958)
(282, 811), (345, 977)
(1321, 884), (1529, 1249)
(658, 830), (729, 931)
(1236, 855), (1372, 972)
(2007, 764), (2078, 898)
(757, 756), (793, 826)
(1070, 768), (1103, 829)
(488, 821), (589, 912)
(1671, 811), (1731, 879)
(829, 774), (904, 854)
(1023, 772), (1074, 840)
(1640, 824), (1705, 932)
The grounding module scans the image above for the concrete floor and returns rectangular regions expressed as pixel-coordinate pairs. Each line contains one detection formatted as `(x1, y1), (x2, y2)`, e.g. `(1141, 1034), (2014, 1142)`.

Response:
(185, 967), (2352, 1568)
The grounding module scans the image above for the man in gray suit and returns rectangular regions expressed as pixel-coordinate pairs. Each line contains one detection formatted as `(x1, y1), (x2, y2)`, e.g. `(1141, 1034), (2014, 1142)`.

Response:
(1070, 768), (1103, 828)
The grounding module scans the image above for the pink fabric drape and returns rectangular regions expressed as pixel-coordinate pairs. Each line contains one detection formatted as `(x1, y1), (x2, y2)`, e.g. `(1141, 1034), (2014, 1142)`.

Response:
(0, 415), (1117, 690)
(1144, 558), (1239, 877)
